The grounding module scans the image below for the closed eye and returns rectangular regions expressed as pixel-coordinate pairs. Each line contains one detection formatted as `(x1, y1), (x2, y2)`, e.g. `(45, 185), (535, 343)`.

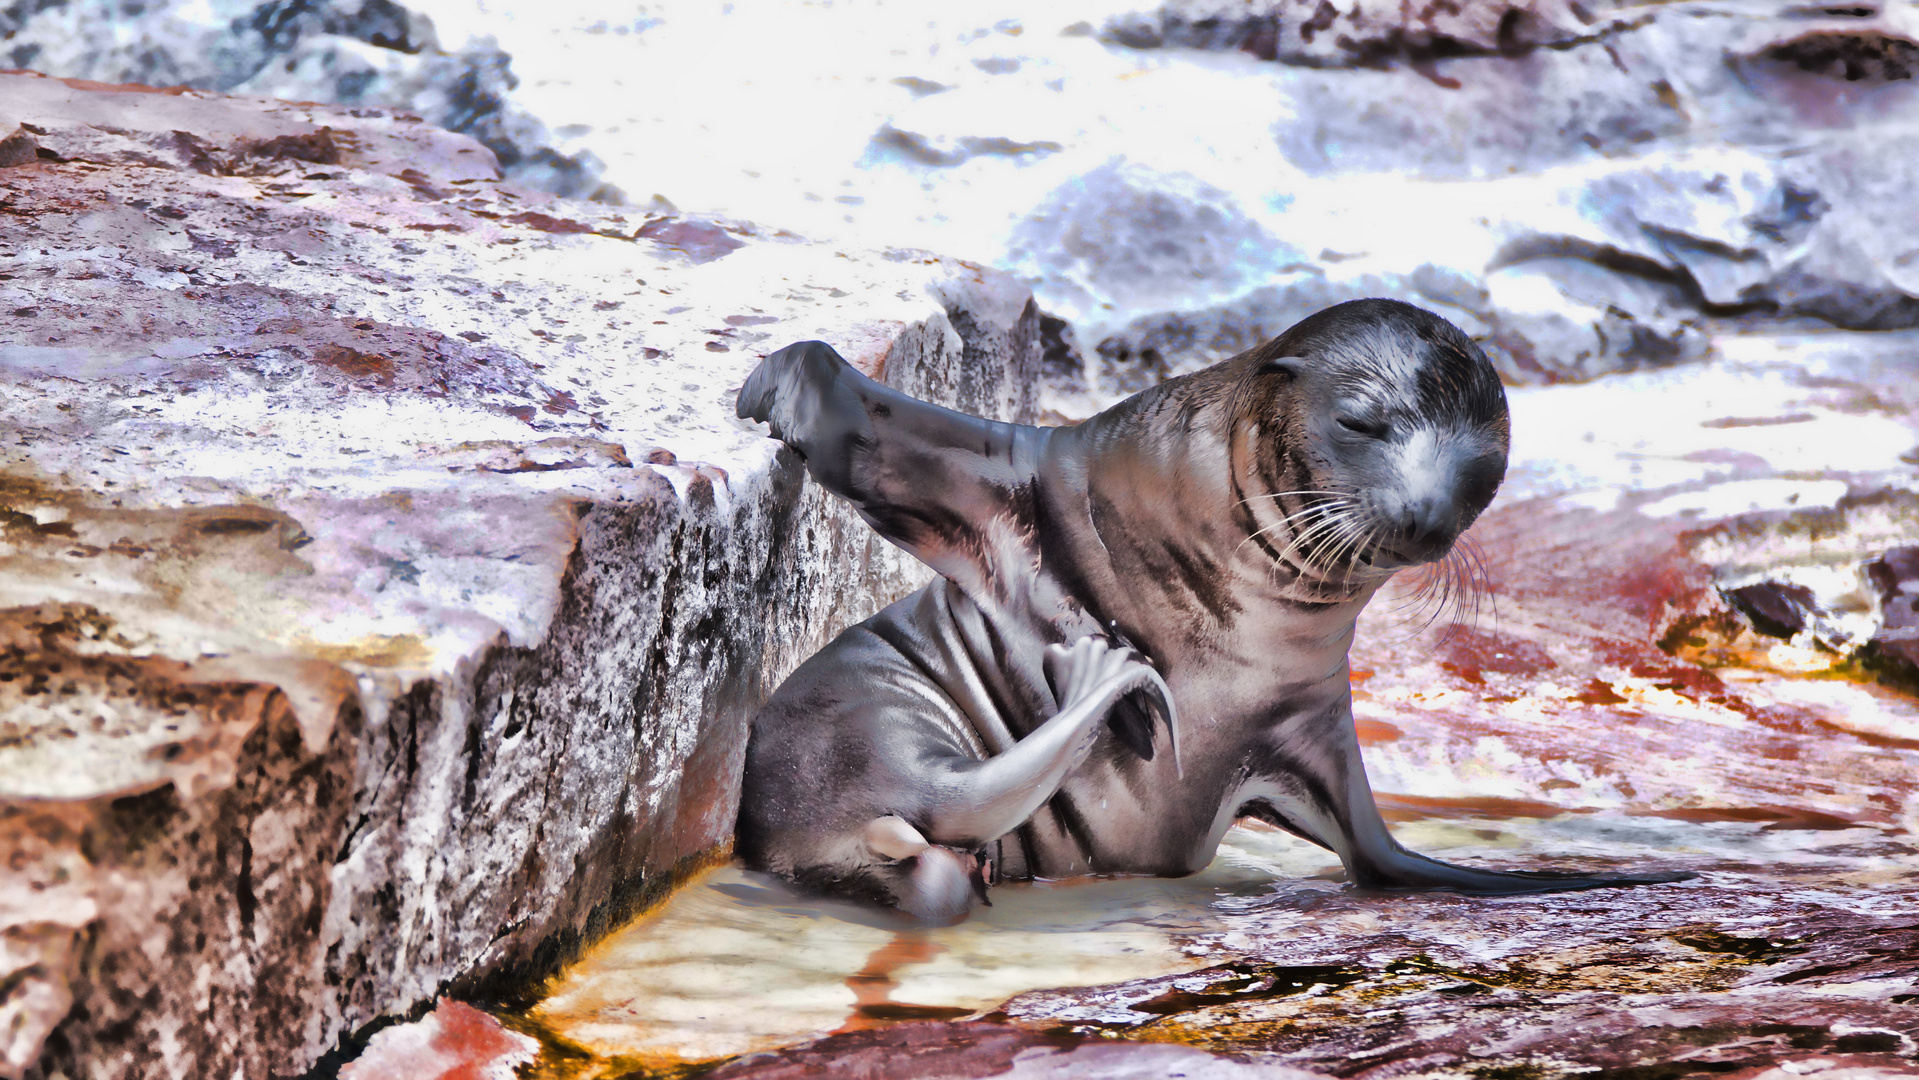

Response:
(1336, 414), (1388, 439)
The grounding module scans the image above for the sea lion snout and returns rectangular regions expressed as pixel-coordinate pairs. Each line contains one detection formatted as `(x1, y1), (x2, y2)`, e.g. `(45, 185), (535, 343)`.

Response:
(1363, 424), (1508, 566)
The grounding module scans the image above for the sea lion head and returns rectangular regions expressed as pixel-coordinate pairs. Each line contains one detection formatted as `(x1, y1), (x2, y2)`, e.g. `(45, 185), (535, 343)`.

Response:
(1238, 298), (1509, 579)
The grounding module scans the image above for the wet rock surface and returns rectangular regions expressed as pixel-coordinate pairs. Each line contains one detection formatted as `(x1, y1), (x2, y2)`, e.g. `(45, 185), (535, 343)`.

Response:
(503, 326), (1918, 1079)
(0, 72), (1040, 1080)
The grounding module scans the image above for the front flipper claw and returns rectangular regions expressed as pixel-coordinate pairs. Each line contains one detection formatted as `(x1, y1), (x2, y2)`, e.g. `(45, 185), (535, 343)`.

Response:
(1042, 637), (1180, 777)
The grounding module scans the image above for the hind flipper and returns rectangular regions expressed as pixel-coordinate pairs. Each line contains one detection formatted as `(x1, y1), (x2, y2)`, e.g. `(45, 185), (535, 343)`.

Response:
(850, 639), (1171, 921)
(857, 816), (984, 921)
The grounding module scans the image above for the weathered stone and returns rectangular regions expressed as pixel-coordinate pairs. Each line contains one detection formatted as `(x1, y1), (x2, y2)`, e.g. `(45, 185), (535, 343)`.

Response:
(1480, 256), (1708, 382)
(1089, 262), (1497, 388)
(0, 0), (610, 196)
(992, 4), (1919, 391)
(1725, 579), (1822, 640)
(0, 71), (1040, 1080)
(1862, 546), (1919, 683)
(1002, 160), (1293, 344)
(1096, 0), (1641, 66)
(1081, 134), (1919, 387)
(0, 127), (40, 168)
(1489, 142), (1919, 333)
(1269, 39), (1687, 179)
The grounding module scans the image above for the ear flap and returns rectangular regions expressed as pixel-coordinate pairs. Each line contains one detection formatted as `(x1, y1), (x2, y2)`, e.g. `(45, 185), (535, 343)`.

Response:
(1259, 355), (1307, 378)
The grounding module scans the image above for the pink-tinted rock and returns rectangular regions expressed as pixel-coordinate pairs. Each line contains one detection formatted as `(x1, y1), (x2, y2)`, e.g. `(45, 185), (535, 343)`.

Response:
(340, 1000), (536, 1080)
(0, 71), (1042, 1080)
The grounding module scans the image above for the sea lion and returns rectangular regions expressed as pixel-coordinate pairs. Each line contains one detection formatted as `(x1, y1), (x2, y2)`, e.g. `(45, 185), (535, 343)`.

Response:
(734, 298), (1688, 920)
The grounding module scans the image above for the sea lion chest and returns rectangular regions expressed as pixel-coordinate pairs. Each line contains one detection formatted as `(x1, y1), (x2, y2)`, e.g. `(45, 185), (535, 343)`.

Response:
(977, 434), (1373, 878)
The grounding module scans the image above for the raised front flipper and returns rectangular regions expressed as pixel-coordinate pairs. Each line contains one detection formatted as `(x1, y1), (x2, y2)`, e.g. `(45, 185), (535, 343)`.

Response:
(1241, 697), (1694, 895)
(737, 340), (1049, 599)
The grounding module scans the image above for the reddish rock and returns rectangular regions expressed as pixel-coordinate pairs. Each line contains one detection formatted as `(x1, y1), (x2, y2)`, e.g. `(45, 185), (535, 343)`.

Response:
(340, 1000), (535, 1080)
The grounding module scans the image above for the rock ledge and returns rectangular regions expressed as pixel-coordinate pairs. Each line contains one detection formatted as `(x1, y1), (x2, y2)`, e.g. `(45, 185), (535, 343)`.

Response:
(0, 71), (1039, 1080)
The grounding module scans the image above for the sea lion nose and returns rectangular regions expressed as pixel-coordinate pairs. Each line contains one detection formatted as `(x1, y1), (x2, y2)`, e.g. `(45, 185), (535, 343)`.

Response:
(1397, 492), (1453, 547)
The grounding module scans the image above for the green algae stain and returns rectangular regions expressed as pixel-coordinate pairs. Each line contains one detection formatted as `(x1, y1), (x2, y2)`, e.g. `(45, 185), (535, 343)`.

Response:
(1129, 962), (1366, 1016)
(1668, 928), (1809, 963)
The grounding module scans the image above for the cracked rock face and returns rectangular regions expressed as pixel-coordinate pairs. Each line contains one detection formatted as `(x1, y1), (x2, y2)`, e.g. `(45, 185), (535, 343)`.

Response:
(0, 72), (1039, 1080)
(0, 0), (610, 197)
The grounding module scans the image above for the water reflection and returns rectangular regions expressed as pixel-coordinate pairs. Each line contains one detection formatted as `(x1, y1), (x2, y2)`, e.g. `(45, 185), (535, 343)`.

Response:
(530, 823), (1336, 1064)
(528, 801), (1915, 1074)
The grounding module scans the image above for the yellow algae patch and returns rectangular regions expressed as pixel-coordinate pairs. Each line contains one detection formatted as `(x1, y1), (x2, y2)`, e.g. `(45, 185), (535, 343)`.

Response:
(527, 828), (1344, 1070)
(302, 633), (433, 668)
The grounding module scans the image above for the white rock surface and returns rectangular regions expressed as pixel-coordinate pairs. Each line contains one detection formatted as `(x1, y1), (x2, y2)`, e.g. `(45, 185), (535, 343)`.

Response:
(219, 0), (1918, 393)
(1, 0), (610, 195)
(0, 71), (1039, 1080)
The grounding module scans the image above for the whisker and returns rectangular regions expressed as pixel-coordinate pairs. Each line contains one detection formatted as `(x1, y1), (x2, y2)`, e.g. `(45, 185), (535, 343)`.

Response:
(1383, 533), (1495, 643)
(1235, 506), (1327, 559)
(1287, 509), (1355, 566)
(1234, 495), (1356, 559)
(1333, 520), (1375, 581)
(1233, 489), (1343, 510)
(1318, 514), (1368, 580)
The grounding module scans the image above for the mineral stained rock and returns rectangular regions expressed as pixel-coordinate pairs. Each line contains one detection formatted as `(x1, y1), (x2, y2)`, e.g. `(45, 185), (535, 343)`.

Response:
(0, 71), (1039, 1080)
(338, 999), (536, 1080)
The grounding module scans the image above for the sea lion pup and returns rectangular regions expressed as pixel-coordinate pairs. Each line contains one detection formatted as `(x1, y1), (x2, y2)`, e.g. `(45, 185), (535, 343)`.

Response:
(734, 298), (1688, 920)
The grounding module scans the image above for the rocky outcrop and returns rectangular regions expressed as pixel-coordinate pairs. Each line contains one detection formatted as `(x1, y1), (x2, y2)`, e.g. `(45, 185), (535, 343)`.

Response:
(1048, 10), (1919, 391)
(0, 0), (610, 197)
(28, 1), (1914, 394)
(0, 71), (1039, 1080)
(1093, 0), (1645, 65)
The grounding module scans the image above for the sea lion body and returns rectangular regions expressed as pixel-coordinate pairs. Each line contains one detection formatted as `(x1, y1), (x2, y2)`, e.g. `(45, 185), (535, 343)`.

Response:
(735, 299), (1685, 918)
